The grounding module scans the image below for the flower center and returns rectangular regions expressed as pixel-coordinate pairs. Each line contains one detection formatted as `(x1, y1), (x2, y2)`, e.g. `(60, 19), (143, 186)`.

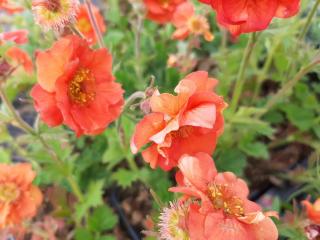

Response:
(160, 0), (170, 8)
(68, 68), (96, 105)
(170, 126), (194, 139)
(0, 183), (20, 204)
(208, 184), (245, 217)
(33, 0), (61, 12)
(77, 18), (91, 33)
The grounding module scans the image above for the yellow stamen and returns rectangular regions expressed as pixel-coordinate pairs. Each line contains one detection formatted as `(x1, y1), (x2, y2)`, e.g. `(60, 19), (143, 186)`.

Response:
(0, 183), (20, 204)
(68, 68), (96, 105)
(208, 184), (245, 217)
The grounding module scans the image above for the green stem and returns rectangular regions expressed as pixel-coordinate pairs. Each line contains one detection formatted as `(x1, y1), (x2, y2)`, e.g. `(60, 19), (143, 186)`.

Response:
(127, 155), (139, 171)
(299, 0), (320, 41)
(84, 0), (105, 48)
(286, 0), (320, 77)
(230, 32), (258, 113)
(256, 59), (320, 118)
(0, 84), (84, 202)
(252, 39), (281, 102)
(265, 60), (319, 110)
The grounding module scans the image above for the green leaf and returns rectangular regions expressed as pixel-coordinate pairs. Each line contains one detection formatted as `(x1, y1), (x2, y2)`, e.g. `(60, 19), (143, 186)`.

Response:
(239, 141), (269, 160)
(97, 236), (116, 240)
(75, 181), (104, 221)
(215, 149), (247, 176)
(74, 228), (94, 240)
(281, 104), (316, 131)
(88, 205), (118, 232)
(112, 169), (139, 188)
(0, 147), (10, 163)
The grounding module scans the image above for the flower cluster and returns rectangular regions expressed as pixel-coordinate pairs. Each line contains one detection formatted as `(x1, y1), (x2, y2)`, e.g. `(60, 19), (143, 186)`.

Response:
(143, 0), (214, 41)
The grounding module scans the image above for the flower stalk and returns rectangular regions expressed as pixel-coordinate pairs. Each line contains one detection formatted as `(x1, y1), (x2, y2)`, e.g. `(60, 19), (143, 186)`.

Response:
(84, 0), (104, 48)
(230, 32), (258, 113)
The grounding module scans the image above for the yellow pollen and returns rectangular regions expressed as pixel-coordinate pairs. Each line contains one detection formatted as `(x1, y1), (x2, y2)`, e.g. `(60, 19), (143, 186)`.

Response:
(170, 126), (194, 139)
(208, 184), (245, 217)
(0, 183), (20, 204)
(77, 18), (92, 33)
(68, 68), (96, 105)
(188, 17), (203, 33)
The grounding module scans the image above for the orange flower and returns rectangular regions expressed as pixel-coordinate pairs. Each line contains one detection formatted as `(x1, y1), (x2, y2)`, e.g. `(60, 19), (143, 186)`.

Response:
(0, 163), (42, 228)
(0, 30), (29, 45)
(30, 35), (124, 136)
(131, 71), (226, 170)
(75, 4), (106, 45)
(172, 2), (214, 41)
(6, 47), (33, 74)
(0, 0), (23, 14)
(302, 199), (320, 224)
(144, 0), (186, 24)
(170, 153), (279, 240)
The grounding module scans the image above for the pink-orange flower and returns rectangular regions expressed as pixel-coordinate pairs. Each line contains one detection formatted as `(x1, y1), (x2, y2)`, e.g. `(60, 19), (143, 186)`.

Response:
(6, 47), (33, 74)
(144, 0), (186, 24)
(32, 0), (79, 32)
(172, 2), (214, 41)
(302, 199), (320, 225)
(199, 0), (300, 36)
(0, 163), (42, 228)
(0, 30), (29, 45)
(131, 71), (226, 170)
(170, 153), (279, 240)
(75, 4), (106, 45)
(30, 35), (124, 136)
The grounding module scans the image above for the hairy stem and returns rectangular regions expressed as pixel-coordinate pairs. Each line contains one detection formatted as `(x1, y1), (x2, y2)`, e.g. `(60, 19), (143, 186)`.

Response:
(84, 0), (105, 48)
(230, 32), (258, 113)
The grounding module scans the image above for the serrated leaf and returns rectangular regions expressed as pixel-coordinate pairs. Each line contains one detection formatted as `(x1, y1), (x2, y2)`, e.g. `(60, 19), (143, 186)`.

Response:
(281, 104), (316, 131)
(215, 149), (247, 176)
(112, 169), (139, 188)
(75, 181), (104, 221)
(88, 205), (118, 232)
(239, 142), (269, 160)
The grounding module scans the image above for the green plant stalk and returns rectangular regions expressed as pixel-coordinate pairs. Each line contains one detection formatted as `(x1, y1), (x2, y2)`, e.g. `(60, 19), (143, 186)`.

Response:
(84, 0), (105, 48)
(299, 0), (320, 41)
(230, 32), (258, 113)
(286, 0), (320, 77)
(265, 60), (319, 111)
(0, 84), (84, 202)
(252, 39), (281, 101)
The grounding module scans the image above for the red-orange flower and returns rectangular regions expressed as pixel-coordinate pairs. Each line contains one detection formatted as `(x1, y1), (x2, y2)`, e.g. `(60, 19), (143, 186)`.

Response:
(170, 153), (279, 240)
(302, 199), (320, 225)
(131, 71), (226, 170)
(0, 163), (42, 228)
(30, 35), (124, 136)
(0, 0), (23, 14)
(75, 4), (106, 45)
(172, 2), (214, 41)
(6, 47), (33, 74)
(199, 0), (300, 36)
(0, 30), (29, 45)
(144, 0), (186, 24)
